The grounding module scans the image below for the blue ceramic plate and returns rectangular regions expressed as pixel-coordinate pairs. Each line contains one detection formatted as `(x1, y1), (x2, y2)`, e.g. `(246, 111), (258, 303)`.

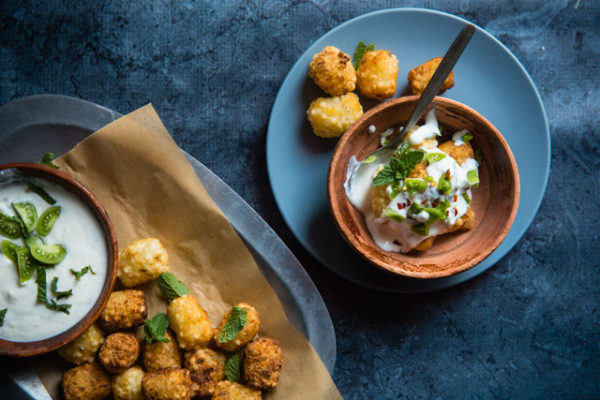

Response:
(266, 8), (550, 293)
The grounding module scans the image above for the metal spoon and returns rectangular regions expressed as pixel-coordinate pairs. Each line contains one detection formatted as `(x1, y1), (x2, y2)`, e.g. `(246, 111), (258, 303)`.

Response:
(351, 24), (475, 179)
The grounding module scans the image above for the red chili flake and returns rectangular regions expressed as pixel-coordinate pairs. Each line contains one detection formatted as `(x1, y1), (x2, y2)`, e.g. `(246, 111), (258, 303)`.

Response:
(397, 203), (406, 209)
(445, 169), (451, 179)
(453, 207), (458, 215)
(421, 200), (427, 205)
(454, 194), (458, 202)
(432, 199), (440, 207)
(446, 210), (450, 216)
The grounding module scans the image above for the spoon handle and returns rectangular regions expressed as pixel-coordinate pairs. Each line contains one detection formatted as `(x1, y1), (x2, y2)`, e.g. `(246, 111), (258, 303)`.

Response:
(395, 23), (476, 142)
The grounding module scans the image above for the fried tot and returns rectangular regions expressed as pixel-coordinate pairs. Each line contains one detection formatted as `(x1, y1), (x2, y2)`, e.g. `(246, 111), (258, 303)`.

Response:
(142, 368), (192, 400)
(167, 295), (213, 350)
(356, 50), (399, 100)
(98, 332), (140, 373)
(408, 57), (454, 95)
(308, 46), (356, 96)
(243, 337), (283, 390)
(112, 366), (144, 400)
(98, 289), (148, 332)
(184, 348), (226, 397)
(118, 238), (169, 287)
(214, 302), (260, 352)
(307, 92), (363, 138)
(142, 330), (182, 371)
(213, 381), (262, 400)
(62, 362), (111, 400)
(438, 140), (474, 165)
(58, 323), (105, 365)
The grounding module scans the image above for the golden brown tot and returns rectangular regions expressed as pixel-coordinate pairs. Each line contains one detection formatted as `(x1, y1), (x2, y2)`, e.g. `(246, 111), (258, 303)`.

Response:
(307, 92), (363, 138)
(98, 332), (140, 373)
(62, 362), (111, 400)
(142, 368), (193, 400)
(356, 50), (399, 100)
(212, 381), (262, 400)
(243, 337), (284, 389)
(98, 289), (148, 332)
(407, 57), (454, 95)
(142, 330), (182, 371)
(118, 237), (169, 287)
(58, 323), (105, 365)
(308, 46), (356, 96)
(111, 366), (145, 400)
(184, 348), (226, 397)
(215, 302), (260, 352)
(167, 294), (213, 350)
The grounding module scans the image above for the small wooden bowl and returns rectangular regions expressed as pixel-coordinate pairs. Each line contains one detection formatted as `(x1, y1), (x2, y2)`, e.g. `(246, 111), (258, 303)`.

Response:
(328, 96), (520, 279)
(0, 163), (118, 356)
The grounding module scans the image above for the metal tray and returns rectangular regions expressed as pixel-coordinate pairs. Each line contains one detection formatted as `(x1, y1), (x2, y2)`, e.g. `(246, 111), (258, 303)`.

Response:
(0, 94), (336, 399)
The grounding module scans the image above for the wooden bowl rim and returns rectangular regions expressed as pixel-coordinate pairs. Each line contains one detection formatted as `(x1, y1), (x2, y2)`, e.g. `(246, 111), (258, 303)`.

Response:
(0, 162), (118, 357)
(328, 95), (520, 279)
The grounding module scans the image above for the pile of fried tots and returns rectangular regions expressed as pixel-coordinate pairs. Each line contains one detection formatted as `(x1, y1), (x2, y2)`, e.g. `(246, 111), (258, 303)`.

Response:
(58, 238), (283, 400)
(306, 44), (454, 138)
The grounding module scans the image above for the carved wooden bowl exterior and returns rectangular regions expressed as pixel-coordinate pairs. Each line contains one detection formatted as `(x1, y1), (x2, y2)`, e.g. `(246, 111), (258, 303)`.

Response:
(328, 96), (520, 279)
(0, 163), (118, 357)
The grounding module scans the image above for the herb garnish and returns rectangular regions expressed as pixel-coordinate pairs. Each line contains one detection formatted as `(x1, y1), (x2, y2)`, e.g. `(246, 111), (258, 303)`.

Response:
(144, 313), (170, 344)
(27, 182), (57, 205)
(51, 277), (73, 300)
(225, 353), (242, 382)
(37, 267), (71, 314)
(352, 41), (374, 69)
(39, 153), (60, 169)
(0, 309), (6, 326)
(157, 273), (189, 302)
(70, 265), (95, 280)
(218, 306), (248, 343)
(372, 148), (425, 187)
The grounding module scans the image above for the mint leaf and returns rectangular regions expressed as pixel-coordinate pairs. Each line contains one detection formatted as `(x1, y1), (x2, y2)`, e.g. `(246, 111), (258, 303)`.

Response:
(39, 153), (59, 169)
(36, 266), (47, 304)
(47, 299), (71, 314)
(352, 41), (374, 69)
(218, 306), (248, 343)
(225, 353), (241, 382)
(70, 265), (93, 280)
(157, 273), (189, 302)
(51, 277), (73, 300)
(27, 182), (56, 205)
(0, 309), (6, 326)
(144, 313), (170, 344)
(372, 150), (424, 187)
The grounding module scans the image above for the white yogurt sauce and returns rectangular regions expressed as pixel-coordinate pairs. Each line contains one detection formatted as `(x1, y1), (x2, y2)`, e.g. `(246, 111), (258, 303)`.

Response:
(0, 177), (107, 342)
(345, 109), (479, 253)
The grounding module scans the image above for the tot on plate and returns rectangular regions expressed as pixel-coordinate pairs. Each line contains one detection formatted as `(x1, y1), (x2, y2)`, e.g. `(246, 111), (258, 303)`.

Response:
(184, 348), (226, 397)
(142, 368), (193, 400)
(167, 294), (214, 350)
(98, 289), (148, 332)
(356, 49), (399, 100)
(213, 381), (262, 400)
(243, 337), (284, 390)
(407, 56), (454, 95)
(307, 92), (363, 138)
(142, 329), (182, 371)
(308, 45), (356, 96)
(58, 323), (105, 365)
(112, 366), (145, 400)
(98, 332), (140, 373)
(62, 362), (111, 400)
(118, 237), (169, 287)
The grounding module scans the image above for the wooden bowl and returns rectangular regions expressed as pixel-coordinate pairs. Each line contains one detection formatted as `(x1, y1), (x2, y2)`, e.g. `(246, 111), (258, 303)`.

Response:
(328, 96), (520, 279)
(0, 163), (118, 356)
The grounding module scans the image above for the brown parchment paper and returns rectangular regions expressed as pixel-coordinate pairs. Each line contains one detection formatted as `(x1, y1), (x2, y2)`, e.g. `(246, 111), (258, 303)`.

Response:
(33, 104), (341, 399)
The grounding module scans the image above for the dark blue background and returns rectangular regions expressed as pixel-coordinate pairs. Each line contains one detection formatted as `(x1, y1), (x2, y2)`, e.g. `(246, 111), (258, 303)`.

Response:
(1, 1), (599, 398)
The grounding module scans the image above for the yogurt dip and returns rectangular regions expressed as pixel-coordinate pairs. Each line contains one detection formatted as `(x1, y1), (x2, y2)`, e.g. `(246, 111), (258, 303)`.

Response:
(0, 175), (107, 342)
(345, 109), (480, 253)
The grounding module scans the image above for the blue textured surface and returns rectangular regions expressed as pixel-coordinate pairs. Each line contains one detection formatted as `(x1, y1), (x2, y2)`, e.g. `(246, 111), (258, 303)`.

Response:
(1, 1), (599, 398)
